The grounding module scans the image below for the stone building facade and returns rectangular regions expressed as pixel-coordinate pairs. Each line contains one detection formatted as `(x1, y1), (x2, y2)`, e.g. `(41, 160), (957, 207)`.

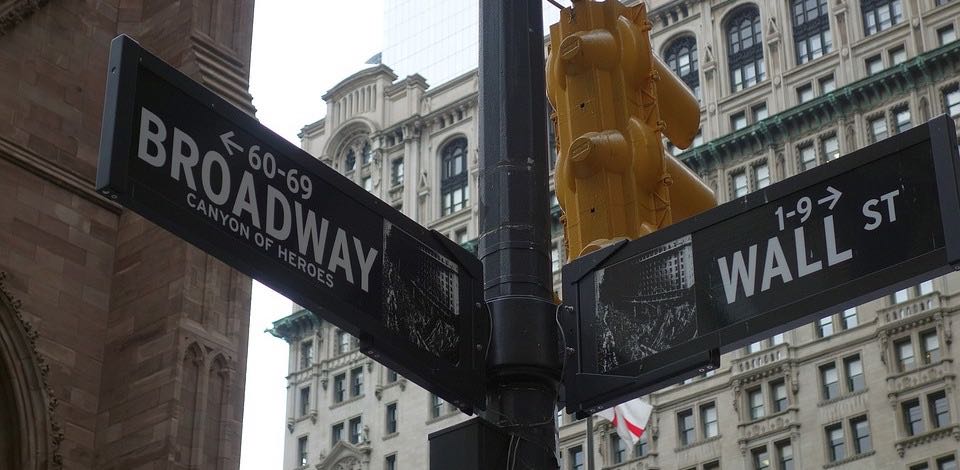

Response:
(0, 1), (256, 469)
(271, 0), (960, 469)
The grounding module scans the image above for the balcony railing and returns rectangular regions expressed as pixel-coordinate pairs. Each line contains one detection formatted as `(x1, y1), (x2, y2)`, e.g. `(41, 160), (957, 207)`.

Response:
(877, 292), (940, 327)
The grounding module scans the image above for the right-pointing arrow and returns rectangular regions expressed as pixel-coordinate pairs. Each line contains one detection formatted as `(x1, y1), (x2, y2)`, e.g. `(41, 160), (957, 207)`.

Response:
(818, 186), (842, 210)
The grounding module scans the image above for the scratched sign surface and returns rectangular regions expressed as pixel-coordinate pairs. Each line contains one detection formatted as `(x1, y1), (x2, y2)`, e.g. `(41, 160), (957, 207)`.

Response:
(561, 115), (960, 415)
(96, 35), (486, 412)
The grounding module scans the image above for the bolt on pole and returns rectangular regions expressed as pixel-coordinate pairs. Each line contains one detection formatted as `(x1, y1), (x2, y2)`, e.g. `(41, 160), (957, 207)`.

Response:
(478, 0), (562, 468)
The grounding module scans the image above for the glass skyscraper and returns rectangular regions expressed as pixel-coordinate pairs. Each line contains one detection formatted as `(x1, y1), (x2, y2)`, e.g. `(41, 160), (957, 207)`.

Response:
(382, 0), (560, 87)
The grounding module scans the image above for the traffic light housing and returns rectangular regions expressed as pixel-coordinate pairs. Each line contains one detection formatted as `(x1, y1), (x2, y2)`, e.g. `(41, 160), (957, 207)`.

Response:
(546, 0), (716, 261)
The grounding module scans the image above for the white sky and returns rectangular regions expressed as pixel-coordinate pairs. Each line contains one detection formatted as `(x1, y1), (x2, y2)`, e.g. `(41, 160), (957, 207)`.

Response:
(239, 2), (562, 468)
(240, 2), (384, 469)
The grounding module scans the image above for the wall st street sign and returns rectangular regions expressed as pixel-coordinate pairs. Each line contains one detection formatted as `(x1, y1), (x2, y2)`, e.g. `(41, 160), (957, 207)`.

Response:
(96, 35), (487, 412)
(560, 115), (960, 416)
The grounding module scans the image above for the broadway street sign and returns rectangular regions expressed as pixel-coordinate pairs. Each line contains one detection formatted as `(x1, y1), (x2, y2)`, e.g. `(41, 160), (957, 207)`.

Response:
(560, 115), (960, 416)
(96, 35), (487, 412)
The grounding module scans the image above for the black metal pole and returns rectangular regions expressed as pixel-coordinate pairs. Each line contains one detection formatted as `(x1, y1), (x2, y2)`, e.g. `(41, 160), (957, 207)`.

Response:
(479, 1), (561, 468)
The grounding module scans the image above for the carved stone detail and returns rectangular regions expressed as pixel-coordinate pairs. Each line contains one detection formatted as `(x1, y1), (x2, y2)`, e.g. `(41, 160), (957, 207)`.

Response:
(0, 0), (49, 37)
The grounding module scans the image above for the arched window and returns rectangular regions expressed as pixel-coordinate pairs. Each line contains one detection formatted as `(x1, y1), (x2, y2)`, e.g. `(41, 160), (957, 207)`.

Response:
(862, 0), (903, 35)
(440, 138), (469, 216)
(362, 141), (372, 165)
(726, 7), (765, 92)
(792, 0), (832, 64)
(665, 36), (700, 100)
(344, 148), (357, 172)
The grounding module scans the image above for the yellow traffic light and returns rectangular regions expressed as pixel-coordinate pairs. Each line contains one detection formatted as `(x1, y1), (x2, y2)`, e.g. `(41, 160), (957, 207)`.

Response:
(546, 0), (716, 261)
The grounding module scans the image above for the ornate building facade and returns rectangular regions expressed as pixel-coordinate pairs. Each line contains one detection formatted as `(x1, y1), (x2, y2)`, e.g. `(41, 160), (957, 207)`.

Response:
(0, 1), (256, 469)
(271, 0), (960, 469)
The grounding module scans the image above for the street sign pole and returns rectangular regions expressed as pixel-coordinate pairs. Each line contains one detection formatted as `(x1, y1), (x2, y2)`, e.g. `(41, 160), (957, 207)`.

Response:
(479, 0), (561, 468)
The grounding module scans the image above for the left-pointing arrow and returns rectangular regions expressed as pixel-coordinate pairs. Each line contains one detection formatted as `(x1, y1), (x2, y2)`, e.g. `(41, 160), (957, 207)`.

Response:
(220, 131), (244, 156)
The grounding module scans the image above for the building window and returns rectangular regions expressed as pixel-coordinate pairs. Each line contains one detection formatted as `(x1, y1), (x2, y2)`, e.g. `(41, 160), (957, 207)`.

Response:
(361, 142), (372, 165)
(866, 54), (884, 75)
(820, 75), (836, 94)
(336, 330), (353, 354)
(299, 386), (311, 417)
(890, 45), (907, 65)
(331, 422), (343, 445)
(894, 107), (912, 133)
(752, 446), (771, 470)
(797, 83), (815, 104)
(704, 461), (720, 470)
(945, 86), (960, 117)
(634, 435), (648, 458)
(920, 280), (934, 295)
(747, 341), (764, 354)
(665, 36), (700, 100)
(678, 409), (695, 445)
(862, 0), (903, 35)
(869, 116), (888, 142)
(300, 340), (314, 369)
(844, 355), (865, 392)
(896, 338), (916, 372)
(350, 367), (363, 397)
(440, 138), (469, 216)
(893, 288), (910, 303)
(727, 6), (765, 92)
(929, 391), (951, 428)
(776, 440), (794, 470)
(333, 373), (346, 403)
(701, 402), (719, 438)
(752, 103), (768, 122)
(841, 307), (858, 329)
(939, 25), (957, 46)
(821, 363), (840, 400)
(817, 316), (834, 338)
(732, 172), (749, 198)
(344, 148), (357, 172)
(386, 403), (398, 434)
(921, 330), (941, 364)
(792, 0), (832, 64)
(551, 242), (562, 273)
(569, 446), (584, 470)
(799, 143), (817, 171)
(822, 134), (840, 160)
(755, 164), (771, 189)
(610, 434), (626, 464)
(903, 398), (924, 436)
(771, 333), (785, 346)
(826, 423), (845, 462)
(937, 456), (957, 470)
(362, 176), (373, 192)
(731, 111), (748, 131)
(851, 416), (872, 454)
(430, 394), (445, 418)
(348, 416), (362, 444)
(771, 379), (789, 412)
(385, 454), (397, 470)
(298, 435), (309, 466)
(391, 158), (404, 186)
(748, 387), (765, 420)
(386, 368), (398, 383)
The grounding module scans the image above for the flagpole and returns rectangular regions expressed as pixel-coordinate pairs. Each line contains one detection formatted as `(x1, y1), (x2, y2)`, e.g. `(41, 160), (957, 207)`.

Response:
(586, 415), (595, 470)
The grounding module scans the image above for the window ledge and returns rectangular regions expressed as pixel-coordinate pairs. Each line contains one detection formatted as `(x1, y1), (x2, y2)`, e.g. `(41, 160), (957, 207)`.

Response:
(673, 434), (721, 453)
(894, 424), (960, 457)
(330, 394), (364, 410)
(817, 388), (868, 407)
(382, 431), (399, 441)
(822, 450), (875, 469)
(425, 411), (458, 425)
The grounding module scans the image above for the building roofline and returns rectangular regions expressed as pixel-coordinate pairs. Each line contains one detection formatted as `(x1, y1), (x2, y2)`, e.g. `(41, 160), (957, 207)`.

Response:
(322, 64), (398, 101)
(679, 40), (960, 170)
